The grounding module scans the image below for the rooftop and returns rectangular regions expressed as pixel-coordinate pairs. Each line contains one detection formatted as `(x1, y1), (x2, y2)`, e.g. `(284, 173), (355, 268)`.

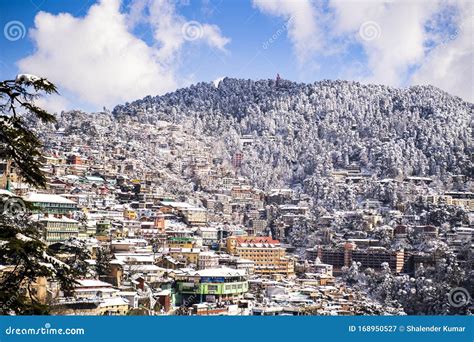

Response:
(187, 267), (246, 278)
(76, 279), (114, 288)
(23, 193), (76, 205)
(235, 236), (280, 245)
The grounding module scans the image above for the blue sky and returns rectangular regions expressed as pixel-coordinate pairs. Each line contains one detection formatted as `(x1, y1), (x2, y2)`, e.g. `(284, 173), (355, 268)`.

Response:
(0, 0), (472, 111)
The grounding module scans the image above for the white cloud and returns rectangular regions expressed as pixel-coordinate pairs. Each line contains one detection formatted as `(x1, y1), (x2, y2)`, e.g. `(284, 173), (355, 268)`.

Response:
(252, 0), (322, 63)
(34, 94), (72, 114)
(329, 0), (440, 86)
(411, 1), (473, 102)
(18, 0), (230, 110)
(254, 0), (473, 102)
(129, 0), (229, 61)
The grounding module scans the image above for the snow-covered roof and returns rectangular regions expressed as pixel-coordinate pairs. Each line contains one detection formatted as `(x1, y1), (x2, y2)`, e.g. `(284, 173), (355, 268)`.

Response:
(124, 264), (164, 272)
(185, 267), (246, 278)
(76, 279), (114, 288)
(38, 215), (78, 223)
(114, 253), (155, 263)
(98, 297), (129, 307)
(23, 193), (76, 204)
(85, 176), (105, 182)
(198, 227), (218, 232)
(160, 201), (193, 208)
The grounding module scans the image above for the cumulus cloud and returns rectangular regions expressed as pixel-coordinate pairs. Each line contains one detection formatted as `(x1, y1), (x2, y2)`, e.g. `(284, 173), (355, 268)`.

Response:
(330, 0), (441, 86)
(141, 0), (229, 60)
(254, 0), (473, 102)
(34, 94), (73, 114)
(18, 0), (230, 110)
(411, 1), (473, 102)
(252, 0), (322, 63)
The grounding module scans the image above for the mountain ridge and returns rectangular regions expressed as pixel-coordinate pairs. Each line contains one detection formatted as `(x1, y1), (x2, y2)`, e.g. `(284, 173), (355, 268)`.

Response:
(114, 78), (472, 115)
(111, 77), (472, 209)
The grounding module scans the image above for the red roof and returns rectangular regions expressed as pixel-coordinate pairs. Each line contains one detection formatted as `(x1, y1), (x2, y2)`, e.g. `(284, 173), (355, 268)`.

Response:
(235, 236), (279, 245)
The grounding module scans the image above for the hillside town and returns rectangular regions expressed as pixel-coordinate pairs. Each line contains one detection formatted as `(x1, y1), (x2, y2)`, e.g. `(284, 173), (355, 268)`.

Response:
(1, 109), (472, 316)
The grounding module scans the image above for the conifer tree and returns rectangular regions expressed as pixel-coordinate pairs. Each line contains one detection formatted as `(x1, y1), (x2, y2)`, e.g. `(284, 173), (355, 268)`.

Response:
(0, 75), (78, 314)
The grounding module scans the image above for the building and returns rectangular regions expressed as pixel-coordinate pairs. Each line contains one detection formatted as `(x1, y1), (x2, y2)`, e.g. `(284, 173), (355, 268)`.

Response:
(232, 152), (243, 168)
(198, 252), (219, 270)
(123, 208), (137, 220)
(168, 248), (201, 266)
(160, 201), (207, 226)
(309, 242), (405, 273)
(197, 227), (219, 246)
(226, 236), (294, 276)
(39, 215), (79, 243)
(182, 207), (207, 226)
(174, 268), (248, 305)
(220, 256), (255, 275)
(167, 237), (195, 248)
(278, 204), (309, 216)
(66, 154), (82, 165)
(52, 279), (129, 315)
(23, 193), (78, 214)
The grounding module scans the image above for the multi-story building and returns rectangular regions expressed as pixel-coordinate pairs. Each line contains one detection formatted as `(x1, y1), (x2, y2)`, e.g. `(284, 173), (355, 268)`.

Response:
(39, 215), (79, 243)
(425, 192), (474, 211)
(226, 236), (294, 276)
(182, 207), (207, 226)
(23, 193), (78, 214)
(168, 247), (202, 266)
(167, 237), (195, 248)
(52, 279), (129, 315)
(197, 227), (219, 246)
(160, 201), (207, 226)
(123, 208), (137, 220)
(308, 242), (405, 273)
(174, 268), (248, 305)
(220, 256), (255, 275)
(198, 252), (219, 270)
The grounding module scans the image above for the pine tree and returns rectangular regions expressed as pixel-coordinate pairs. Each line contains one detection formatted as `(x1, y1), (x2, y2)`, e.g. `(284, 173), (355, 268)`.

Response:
(0, 215), (77, 314)
(0, 74), (57, 187)
(0, 75), (78, 314)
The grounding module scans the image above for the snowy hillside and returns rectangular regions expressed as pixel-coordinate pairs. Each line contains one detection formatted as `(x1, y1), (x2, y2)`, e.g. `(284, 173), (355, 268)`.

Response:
(113, 78), (472, 205)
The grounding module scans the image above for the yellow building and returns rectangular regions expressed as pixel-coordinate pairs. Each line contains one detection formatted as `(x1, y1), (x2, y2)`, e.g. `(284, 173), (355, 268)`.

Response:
(160, 201), (207, 226)
(226, 236), (294, 276)
(425, 193), (474, 211)
(168, 247), (201, 265)
(123, 209), (137, 220)
(167, 237), (195, 248)
(39, 216), (79, 244)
